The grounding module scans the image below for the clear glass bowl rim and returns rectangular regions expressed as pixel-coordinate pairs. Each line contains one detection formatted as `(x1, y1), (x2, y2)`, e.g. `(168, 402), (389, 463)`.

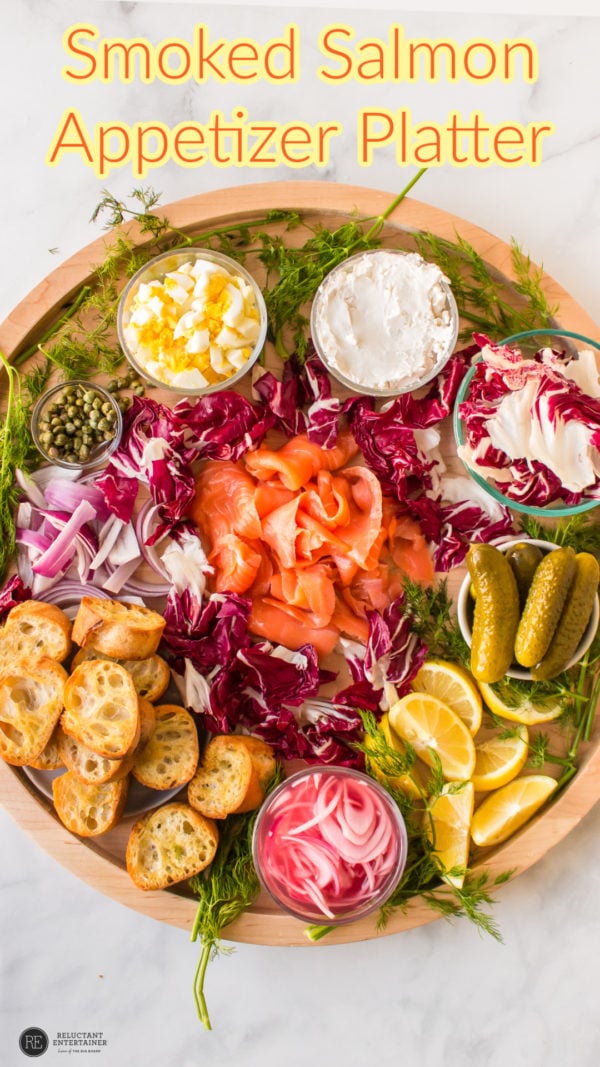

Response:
(252, 765), (408, 926)
(116, 245), (268, 396)
(31, 379), (123, 471)
(310, 247), (459, 398)
(452, 328), (600, 518)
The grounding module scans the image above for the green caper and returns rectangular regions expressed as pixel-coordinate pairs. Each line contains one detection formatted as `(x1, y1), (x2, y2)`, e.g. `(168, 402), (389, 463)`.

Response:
(133, 385), (145, 396)
(92, 397), (102, 410)
(97, 417), (109, 432)
(50, 416), (62, 427)
(101, 401), (112, 415)
(47, 446), (59, 459)
(54, 433), (67, 446)
(65, 422), (76, 435)
(79, 445), (90, 460)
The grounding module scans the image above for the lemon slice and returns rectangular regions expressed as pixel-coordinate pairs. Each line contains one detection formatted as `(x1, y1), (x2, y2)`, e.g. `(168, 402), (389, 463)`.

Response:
(477, 681), (565, 726)
(364, 714), (423, 799)
(389, 692), (476, 782)
(412, 659), (483, 735)
(471, 774), (557, 847)
(471, 726), (529, 792)
(427, 782), (474, 889)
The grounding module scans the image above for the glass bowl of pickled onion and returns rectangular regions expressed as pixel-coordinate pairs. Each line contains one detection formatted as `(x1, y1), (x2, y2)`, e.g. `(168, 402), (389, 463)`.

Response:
(252, 766), (408, 925)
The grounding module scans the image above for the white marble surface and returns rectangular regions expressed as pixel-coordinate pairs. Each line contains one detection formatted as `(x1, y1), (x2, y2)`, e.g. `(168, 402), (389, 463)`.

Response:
(2, 2), (600, 1065)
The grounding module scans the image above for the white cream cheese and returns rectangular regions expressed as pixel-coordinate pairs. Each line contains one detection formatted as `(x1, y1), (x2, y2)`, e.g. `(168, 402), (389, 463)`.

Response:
(312, 250), (456, 393)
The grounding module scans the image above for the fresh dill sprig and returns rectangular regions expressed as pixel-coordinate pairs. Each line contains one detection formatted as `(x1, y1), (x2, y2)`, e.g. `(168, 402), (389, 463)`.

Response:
(189, 765), (283, 1031)
(400, 577), (471, 666)
(521, 514), (600, 559)
(344, 711), (511, 945)
(260, 168), (428, 360)
(412, 231), (558, 343)
(0, 352), (41, 579)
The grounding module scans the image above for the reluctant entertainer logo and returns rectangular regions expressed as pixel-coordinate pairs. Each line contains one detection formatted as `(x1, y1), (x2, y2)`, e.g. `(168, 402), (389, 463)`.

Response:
(19, 1029), (108, 1056)
(46, 22), (555, 177)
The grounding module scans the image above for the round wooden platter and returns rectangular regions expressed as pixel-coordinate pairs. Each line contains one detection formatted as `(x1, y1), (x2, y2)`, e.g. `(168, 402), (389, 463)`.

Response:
(1, 180), (600, 947)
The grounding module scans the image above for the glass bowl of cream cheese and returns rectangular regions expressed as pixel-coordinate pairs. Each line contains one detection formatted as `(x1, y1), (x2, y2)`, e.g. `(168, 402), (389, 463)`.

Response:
(310, 249), (459, 396)
(117, 248), (267, 395)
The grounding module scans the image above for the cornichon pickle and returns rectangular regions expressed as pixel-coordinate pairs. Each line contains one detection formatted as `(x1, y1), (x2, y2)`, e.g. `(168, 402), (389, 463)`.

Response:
(506, 542), (544, 609)
(467, 544), (520, 684)
(514, 546), (577, 668)
(532, 552), (600, 680)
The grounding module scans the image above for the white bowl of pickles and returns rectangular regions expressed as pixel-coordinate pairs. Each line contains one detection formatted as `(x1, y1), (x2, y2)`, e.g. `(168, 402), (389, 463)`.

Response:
(457, 538), (600, 682)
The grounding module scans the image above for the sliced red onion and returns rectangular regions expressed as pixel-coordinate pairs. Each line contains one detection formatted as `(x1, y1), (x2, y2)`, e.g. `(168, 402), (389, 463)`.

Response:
(117, 575), (170, 598)
(43, 479), (109, 521)
(107, 521), (139, 566)
(32, 499), (97, 578)
(34, 580), (113, 608)
(90, 514), (125, 571)
(135, 500), (170, 579)
(32, 571), (66, 597)
(102, 557), (142, 594)
(15, 468), (48, 508)
(16, 529), (53, 555)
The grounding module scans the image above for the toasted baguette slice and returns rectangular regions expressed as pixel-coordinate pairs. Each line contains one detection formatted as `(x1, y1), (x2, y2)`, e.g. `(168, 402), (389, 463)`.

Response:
(72, 597), (165, 660)
(28, 726), (64, 771)
(132, 704), (199, 791)
(0, 600), (71, 669)
(71, 647), (170, 703)
(0, 658), (67, 766)
(187, 735), (264, 819)
(126, 802), (218, 890)
(137, 697), (157, 752)
(236, 735), (277, 791)
(53, 771), (129, 837)
(62, 660), (140, 759)
(57, 726), (133, 785)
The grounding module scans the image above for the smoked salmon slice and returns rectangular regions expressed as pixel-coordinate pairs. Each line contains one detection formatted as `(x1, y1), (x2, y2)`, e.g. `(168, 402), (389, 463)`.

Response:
(249, 598), (339, 658)
(244, 431), (359, 490)
(189, 432), (434, 659)
(189, 461), (262, 541)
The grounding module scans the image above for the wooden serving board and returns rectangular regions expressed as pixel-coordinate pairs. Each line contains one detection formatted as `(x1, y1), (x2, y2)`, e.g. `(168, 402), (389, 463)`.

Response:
(1, 181), (600, 947)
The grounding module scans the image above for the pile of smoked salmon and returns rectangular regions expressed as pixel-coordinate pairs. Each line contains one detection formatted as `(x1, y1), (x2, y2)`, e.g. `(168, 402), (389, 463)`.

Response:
(188, 432), (434, 659)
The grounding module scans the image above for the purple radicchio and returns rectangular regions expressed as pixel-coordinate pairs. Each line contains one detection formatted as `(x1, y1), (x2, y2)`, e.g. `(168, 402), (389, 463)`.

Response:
(253, 350), (341, 448)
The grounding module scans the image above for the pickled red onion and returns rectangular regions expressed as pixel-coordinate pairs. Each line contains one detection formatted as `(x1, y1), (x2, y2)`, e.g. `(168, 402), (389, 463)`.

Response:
(254, 769), (405, 921)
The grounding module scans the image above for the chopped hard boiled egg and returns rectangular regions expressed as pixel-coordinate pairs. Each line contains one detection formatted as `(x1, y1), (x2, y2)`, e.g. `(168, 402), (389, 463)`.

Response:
(123, 257), (262, 389)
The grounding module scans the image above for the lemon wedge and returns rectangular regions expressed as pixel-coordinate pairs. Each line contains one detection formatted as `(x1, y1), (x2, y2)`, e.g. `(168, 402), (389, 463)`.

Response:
(389, 692), (476, 782)
(427, 782), (474, 889)
(471, 726), (530, 792)
(364, 713), (423, 799)
(412, 659), (483, 735)
(477, 681), (565, 726)
(471, 774), (557, 847)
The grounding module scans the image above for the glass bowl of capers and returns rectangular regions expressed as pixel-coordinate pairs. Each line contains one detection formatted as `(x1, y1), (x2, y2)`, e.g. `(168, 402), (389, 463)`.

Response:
(31, 381), (123, 470)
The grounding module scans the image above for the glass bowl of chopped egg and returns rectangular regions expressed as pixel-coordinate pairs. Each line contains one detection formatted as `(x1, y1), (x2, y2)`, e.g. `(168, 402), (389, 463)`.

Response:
(117, 248), (268, 395)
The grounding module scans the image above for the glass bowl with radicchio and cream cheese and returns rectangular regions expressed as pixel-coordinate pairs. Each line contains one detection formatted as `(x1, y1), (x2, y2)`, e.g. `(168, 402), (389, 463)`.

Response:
(117, 248), (267, 395)
(310, 249), (459, 396)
